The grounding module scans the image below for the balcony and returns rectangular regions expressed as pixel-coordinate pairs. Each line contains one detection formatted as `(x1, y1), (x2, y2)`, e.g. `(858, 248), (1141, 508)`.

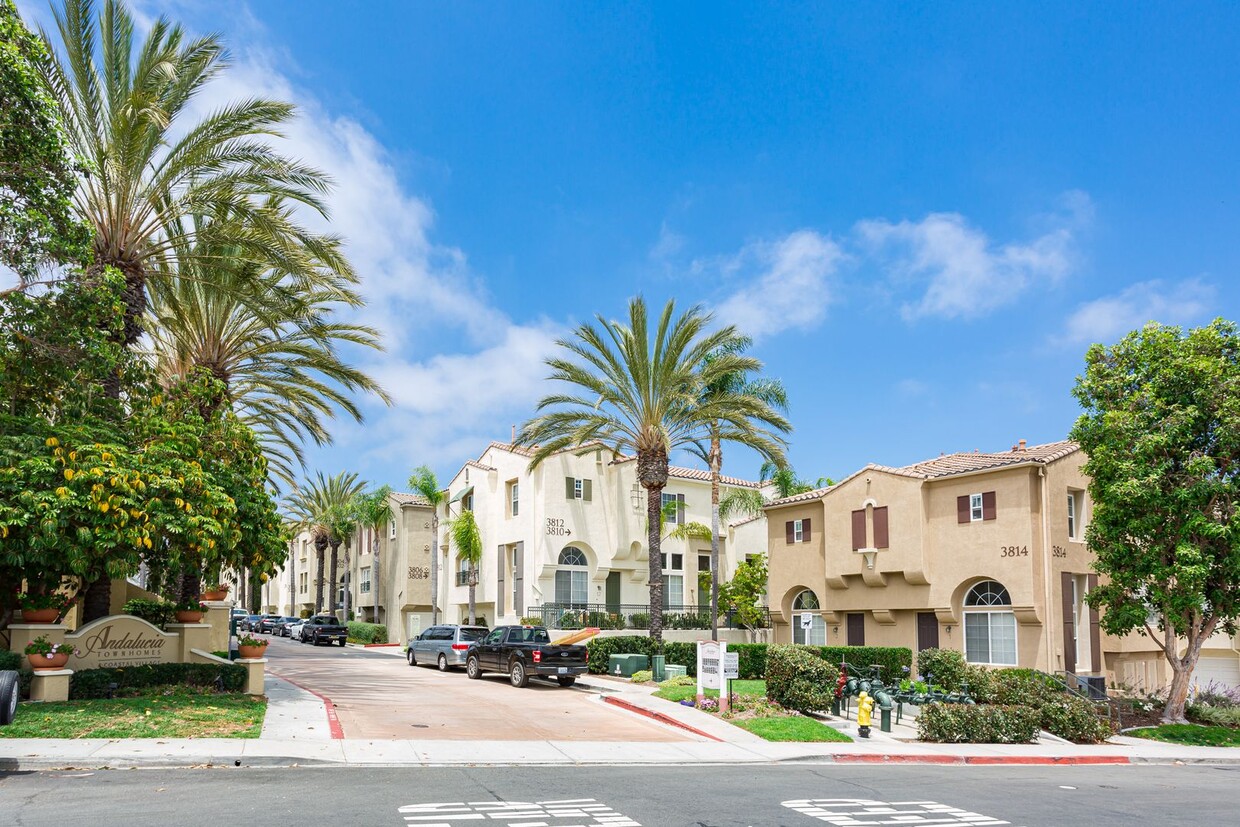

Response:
(533, 602), (770, 631)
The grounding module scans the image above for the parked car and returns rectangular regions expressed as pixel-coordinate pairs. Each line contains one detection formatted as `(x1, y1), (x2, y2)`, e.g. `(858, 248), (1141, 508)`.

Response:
(288, 619), (307, 641)
(407, 625), (488, 671)
(239, 614), (262, 632)
(303, 614), (348, 646)
(273, 616), (300, 636)
(255, 614), (284, 634)
(465, 625), (588, 687)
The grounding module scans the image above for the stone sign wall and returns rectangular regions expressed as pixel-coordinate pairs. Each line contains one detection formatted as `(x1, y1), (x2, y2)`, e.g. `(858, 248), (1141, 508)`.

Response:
(64, 616), (177, 670)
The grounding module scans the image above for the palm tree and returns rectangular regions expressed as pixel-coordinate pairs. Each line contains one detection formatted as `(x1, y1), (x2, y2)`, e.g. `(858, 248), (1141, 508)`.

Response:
(407, 466), (445, 625)
(40, 0), (340, 621)
(447, 509), (483, 625)
(719, 462), (835, 521)
(325, 502), (358, 618)
(351, 486), (392, 623)
(518, 297), (787, 643)
(688, 339), (790, 640)
(284, 471), (365, 614)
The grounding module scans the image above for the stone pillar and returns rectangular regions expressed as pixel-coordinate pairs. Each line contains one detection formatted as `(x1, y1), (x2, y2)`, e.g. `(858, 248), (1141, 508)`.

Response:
(29, 669), (72, 702)
(8, 624), (66, 670)
(236, 657), (266, 695)
(203, 600), (233, 654)
(165, 623), (210, 662)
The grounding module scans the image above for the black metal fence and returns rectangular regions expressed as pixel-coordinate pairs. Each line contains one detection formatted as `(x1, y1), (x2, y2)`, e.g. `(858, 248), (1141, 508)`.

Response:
(532, 601), (771, 631)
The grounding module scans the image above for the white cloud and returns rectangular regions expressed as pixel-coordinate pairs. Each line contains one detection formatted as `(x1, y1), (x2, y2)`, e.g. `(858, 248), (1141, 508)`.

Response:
(649, 222), (685, 263)
(711, 230), (844, 339)
(857, 194), (1090, 321)
(1056, 278), (1215, 347)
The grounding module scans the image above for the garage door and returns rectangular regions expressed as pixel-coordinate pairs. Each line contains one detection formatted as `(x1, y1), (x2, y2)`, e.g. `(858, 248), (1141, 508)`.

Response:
(1193, 656), (1240, 691)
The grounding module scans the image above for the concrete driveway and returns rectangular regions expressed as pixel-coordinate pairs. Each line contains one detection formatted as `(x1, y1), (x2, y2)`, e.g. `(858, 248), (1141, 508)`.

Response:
(261, 634), (691, 742)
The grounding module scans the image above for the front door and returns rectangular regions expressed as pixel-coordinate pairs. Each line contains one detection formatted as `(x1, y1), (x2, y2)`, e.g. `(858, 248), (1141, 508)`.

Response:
(916, 612), (939, 651)
(605, 571), (621, 615)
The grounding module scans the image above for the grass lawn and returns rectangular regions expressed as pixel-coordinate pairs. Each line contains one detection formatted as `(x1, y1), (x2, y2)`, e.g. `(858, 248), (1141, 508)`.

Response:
(1129, 724), (1240, 747)
(733, 716), (853, 742)
(653, 679), (766, 703)
(0, 689), (266, 739)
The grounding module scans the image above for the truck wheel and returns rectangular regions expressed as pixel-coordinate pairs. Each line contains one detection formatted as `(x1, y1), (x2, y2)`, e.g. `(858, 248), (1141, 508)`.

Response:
(466, 655), (482, 680)
(407, 649), (417, 667)
(556, 677), (576, 688)
(337, 639), (346, 647)
(312, 633), (320, 646)
(509, 659), (529, 688)
(437, 654), (449, 672)
(0, 670), (18, 726)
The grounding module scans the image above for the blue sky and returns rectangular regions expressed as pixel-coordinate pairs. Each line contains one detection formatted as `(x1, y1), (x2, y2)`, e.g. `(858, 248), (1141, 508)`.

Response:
(21, 1), (1240, 492)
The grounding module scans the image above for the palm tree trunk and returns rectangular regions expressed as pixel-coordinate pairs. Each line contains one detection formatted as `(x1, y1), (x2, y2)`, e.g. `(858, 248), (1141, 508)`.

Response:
(328, 540), (340, 615)
(372, 532), (380, 622)
(288, 540), (296, 615)
(430, 516), (440, 625)
(314, 543), (326, 613)
(709, 431), (722, 642)
(468, 564), (477, 625)
(342, 537), (352, 622)
(646, 484), (665, 645)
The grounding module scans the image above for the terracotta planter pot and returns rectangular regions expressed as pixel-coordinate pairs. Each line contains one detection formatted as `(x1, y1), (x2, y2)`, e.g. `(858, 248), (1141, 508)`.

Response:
(20, 608), (60, 624)
(238, 644), (268, 659)
(175, 610), (204, 623)
(200, 590), (226, 601)
(27, 652), (70, 671)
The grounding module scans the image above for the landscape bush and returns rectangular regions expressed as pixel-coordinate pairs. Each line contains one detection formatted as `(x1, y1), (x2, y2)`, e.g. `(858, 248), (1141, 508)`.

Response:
(121, 598), (176, 629)
(518, 616), (543, 626)
(629, 670), (653, 683)
(1190, 705), (1240, 727)
(69, 662), (246, 699)
(765, 644), (838, 714)
(347, 621), (388, 644)
(659, 674), (697, 688)
(916, 648), (967, 691)
(918, 703), (1041, 743)
(1040, 696), (1114, 743)
(585, 636), (658, 673)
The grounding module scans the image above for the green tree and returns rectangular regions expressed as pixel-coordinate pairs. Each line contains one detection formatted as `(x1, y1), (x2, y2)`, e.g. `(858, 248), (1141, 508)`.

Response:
(351, 485), (392, 622)
(284, 471), (364, 614)
(407, 465), (445, 625)
(1071, 319), (1240, 724)
(519, 297), (782, 643)
(698, 553), (768, 631)
(719, 462), (834, 521)
(447, 508), (483, 625)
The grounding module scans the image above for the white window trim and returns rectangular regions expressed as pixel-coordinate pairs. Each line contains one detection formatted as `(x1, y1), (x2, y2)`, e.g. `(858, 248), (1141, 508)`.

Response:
(389, 518), (397, 540)
(793, 519), (804, 542)
(963, 610), (1018, 666)
(360, 567), (371, 595)
(1067, 491), (1081, 541)
(510, 481), (519, 516)
(573, 478), (583, 499)
(970, 493), (984, 522)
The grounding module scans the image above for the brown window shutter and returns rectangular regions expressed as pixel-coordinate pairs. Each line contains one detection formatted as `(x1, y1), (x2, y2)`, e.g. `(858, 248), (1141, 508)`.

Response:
(982, 491), (997, 521)
(496, 545), (506, 616)
(802, 518), (812, 543)
(957, 495), (970, 524)
(1061, 571), (1076, 675)
(565, 477), (575, 499)
(851, 509), (866, 550)
(785, 521), (795, 544)
(514, 542), (524, 615)
(583, 479), (592, 502)
(1087, 574), (1102, 673)
(873, 506), (889, 549)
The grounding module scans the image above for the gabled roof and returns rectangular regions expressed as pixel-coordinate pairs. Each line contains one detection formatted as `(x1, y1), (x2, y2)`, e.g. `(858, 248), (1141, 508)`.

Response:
(898, 440), (1080, 479)
(464, 459), (496, 473)
(606, 455), (761, 489)
(390, 491), (431, 507)
(765, 485), (834, 508)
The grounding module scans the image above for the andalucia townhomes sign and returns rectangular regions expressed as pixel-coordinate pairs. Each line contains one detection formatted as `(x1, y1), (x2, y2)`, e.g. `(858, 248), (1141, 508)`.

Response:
(64, 616), (175, 670)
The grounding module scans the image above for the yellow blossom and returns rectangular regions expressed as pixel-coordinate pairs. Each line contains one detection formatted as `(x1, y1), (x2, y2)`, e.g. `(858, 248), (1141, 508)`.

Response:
(45, 437), (58, 447)
(63, 469), (74, 481)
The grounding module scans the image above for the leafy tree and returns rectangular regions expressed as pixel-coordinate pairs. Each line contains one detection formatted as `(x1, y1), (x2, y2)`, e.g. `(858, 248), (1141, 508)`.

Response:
(0, 0), (88, 280)
(351, 485), (392, 622)
(1071, 319), (1240, 723)
(284, 471), (364, 614)
(719, 462), (834, 521)
(447, 508), (482, 625)
(519, 297), (781, 643)
(407, 465), (445, 624)
(697, 553), (768, 632)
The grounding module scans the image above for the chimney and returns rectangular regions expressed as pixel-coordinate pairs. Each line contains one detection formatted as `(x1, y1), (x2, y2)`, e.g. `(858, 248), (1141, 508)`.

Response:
(1018, 439), (1027, 452)
(511, 424), (516, 443)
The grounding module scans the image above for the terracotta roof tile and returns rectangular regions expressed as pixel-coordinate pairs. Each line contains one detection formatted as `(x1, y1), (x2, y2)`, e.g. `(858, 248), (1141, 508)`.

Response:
(464, 459), (496, 472)
(898, 440), (1079, 479)
(607, 455), (760, 488)
(765, 485), (834, 508)
(390, 491), (431, 506)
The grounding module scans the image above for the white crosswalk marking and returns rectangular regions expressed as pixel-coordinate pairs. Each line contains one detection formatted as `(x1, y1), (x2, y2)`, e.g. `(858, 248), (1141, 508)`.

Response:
(782, 798), (1015, 827)
(398, 798), (642, 827)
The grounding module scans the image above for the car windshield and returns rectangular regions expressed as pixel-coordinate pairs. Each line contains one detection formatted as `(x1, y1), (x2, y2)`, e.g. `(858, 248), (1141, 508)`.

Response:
(510, 628), (550, 644)
(459, 628), (486, 642)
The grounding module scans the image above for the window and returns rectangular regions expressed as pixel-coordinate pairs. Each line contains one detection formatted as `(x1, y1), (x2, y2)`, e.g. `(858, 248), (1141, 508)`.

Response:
(793, 519), (804, 542)
(661, 492), (686, 525)
(963, 580), (1017, 665)
(298, 572), (307, 594)
(555, 547), (588, 607)
(958, 492), (996, 523)
(789, 518), (814, 545)
(462, 492), (473, 511)
(389, 518), (396, 540)
(661, 552), (684, 608)
(792, 590), (826, 645)
(565, 477), (592, 501)
(970, 494), (984, 522)
(1068, 490), (1084, 540)
(360, 566), (371, 595)
(509, 481), (519, 516)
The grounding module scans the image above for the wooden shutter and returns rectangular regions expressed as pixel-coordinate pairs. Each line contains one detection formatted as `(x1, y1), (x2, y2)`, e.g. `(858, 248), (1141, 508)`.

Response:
(846, 613), (865, 646)
(1087, 574), (1102, 673)
(1061, 571), (1076, 675)
(677, 493), (686, 525)
(785, 520), (795, 544)
(496, 545), (505, 616)
(514, 542), (524, 615)
(802, 517), (812, 543)
(957, 495), (970, 523)
(565, 477), (575, 499)
(873, 506), (889, 548)
(583, 479), (592, 502)
(982, 491), (997, 521)
(851, 509), (866, 549)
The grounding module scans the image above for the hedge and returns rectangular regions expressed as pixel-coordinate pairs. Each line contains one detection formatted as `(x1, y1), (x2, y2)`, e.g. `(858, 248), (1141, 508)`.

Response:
(0, 650), (31, 698)
(69, 662), (246, 699)
(766, 644), (839, 714)
(918, 703), (1041, 743)
(915, 648), (967, 690)
(347, 621), (388, 644)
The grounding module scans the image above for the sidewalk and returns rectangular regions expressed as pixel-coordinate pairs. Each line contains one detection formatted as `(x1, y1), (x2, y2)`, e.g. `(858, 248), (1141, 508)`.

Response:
(2, 672), (1238, 771)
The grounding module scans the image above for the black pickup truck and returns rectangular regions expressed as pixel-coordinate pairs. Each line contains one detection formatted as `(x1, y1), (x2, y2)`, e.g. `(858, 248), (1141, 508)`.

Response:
(465, 625), (588, 687)
(303, 614), (348, 647)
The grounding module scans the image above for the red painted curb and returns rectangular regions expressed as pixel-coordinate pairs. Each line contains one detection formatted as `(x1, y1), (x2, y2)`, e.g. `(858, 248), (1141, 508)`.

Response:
(832, 754), (1131, 766)
(603, 696), (723, 742)
(362, 643), (401, 648)
(269, 671), (345, 739)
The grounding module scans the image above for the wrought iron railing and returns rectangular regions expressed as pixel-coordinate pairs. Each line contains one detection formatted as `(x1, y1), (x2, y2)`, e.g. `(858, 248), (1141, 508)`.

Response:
(533, 601), (771, 631)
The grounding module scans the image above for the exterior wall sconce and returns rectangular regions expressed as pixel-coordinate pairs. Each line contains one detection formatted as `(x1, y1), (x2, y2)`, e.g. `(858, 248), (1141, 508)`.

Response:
(630, 489), (641, 511)
(832, 626), (839, 635)
(944, 624), (954, 634)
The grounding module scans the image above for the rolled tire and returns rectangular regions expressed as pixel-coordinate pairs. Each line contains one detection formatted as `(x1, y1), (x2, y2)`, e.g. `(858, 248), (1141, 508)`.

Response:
(0, 670), (18, 726)
(437, 654), (448, 672)
(407, 649), (417, 667)
(466, 656), (481, 680)
(556, 677), (576, 688)
(509, 659), (529, 688)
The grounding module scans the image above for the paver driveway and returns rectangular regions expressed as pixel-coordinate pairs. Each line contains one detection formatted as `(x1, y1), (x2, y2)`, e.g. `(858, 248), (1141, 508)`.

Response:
(261, 634), (692, 742)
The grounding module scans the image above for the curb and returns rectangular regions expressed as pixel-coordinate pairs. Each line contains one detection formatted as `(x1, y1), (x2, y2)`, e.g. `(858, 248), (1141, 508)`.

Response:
(267, 671), (344, 739)
(830, 754), (1132, 765)
(602, 695), (723, 742)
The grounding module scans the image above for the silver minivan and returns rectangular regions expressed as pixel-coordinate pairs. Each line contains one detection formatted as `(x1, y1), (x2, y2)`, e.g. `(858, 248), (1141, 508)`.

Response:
(407, 624), (488, 671)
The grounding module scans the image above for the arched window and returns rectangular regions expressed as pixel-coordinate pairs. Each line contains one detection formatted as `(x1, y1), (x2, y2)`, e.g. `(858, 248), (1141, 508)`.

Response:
(791, 589), (826, 646)
(963, 580), (1017, 665)
(555, 546), (589, 608)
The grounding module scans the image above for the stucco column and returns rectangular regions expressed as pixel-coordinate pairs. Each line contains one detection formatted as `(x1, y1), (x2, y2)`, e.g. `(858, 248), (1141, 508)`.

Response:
(165, 622), (211, 662)
(29, 669), (72, 702)
(235, 657), (266, 695)
(8, 624), (65, 670)
(203, 600), (233, 654)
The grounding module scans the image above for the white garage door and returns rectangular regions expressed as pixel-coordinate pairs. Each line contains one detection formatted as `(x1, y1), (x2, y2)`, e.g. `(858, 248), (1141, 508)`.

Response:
(1193, 656), (1240, 691)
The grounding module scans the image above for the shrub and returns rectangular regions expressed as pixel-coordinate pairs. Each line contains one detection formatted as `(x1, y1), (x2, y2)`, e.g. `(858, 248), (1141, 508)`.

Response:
(987, 668), (1062, 706)
(824, 646), (913, 683)
(916, 648), (967, 691)
(961, 664), (996, 702)
(1189, 680), (1240, 708)
(347, 621), (388, 644)
(122, 598), (175, 629)
(518, 616), (543, 626)
(0, 650), (21, 671)
(1041, 696), (1114, 743)
(659, 674), (697, 688)
(1190, 705), (1240, 727)
(766, 644), (838, 714)
(629, 612), (649, 629)
(630, 670), (653, 683)
(69, 662), (246, 699)
(918, 703), (1041, 743)
(585, 636), (657, 674)
(299, 609), (312, 619)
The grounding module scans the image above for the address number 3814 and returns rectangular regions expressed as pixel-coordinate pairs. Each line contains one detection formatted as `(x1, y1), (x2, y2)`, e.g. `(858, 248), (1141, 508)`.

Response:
(1000, 545), (1029, 558)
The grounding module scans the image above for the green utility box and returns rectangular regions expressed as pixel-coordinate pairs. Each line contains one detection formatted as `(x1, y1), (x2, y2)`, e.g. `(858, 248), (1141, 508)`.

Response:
(607, 653), (650, 677)
(664, 664), (687, 680)
(651, 654), (666, 682)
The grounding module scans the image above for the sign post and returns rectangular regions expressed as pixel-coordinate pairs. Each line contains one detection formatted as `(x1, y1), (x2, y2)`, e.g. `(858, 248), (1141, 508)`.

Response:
(698, 639), (734, 713)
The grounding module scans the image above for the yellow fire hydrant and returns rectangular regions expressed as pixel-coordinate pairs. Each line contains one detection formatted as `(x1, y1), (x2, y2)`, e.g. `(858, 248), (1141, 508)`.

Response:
(857, 690), (874, 738)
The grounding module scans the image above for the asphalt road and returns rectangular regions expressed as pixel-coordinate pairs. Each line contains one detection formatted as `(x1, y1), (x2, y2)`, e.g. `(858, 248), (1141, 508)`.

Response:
(259, 632), (688, 741)
(2, 764), (1237, 826)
